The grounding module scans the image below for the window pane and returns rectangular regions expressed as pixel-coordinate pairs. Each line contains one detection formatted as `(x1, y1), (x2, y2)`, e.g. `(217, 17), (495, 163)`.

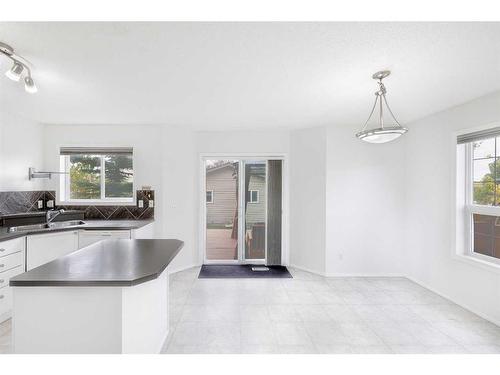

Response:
(104, 154), (133, 198)
(206, 191), (212, 203)
(473, 158), (495, 182)
(473, 157), (497, 205)
(251, 190), (258, 202)
(473, 214), (500, 259)
(69, 155), (101, 199)
(472, 138), (495, 159)
(245, 161), (266, 260)
(473, 182), (494, 205)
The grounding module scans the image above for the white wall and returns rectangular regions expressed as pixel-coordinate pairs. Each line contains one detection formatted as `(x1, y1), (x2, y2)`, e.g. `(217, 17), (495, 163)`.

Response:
(325, 124), (406, 276)
(43, 124), (163, 203)
(196, 129), (290, 155)
(160, 127), (198, 272)
(0, 110), (45, 191)
(43, 124), (200, 272)
(289, 127), (326, 274)
(405, 91), (500, 325)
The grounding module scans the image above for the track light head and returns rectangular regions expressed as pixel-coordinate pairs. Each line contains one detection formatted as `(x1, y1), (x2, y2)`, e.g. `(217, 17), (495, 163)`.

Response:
(5, 61), (24, 82)
(24, 75), (37, 94)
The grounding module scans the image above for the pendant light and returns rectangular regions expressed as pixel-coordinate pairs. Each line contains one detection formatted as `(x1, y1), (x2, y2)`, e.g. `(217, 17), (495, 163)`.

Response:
(356, 70), (407, 143)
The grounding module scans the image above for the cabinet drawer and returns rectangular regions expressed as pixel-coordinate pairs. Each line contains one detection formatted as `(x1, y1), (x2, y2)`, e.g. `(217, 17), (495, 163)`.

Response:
(0, 251), (24, 273)
(0, 237), (25, 258)
(0, 265), (24, 289)
(0, 285), (13, 317)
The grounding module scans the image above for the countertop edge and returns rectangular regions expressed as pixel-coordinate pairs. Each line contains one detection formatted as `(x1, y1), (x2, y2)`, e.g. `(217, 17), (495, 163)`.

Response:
(10, 239), (183, 287)
(0, 219), (155, 242)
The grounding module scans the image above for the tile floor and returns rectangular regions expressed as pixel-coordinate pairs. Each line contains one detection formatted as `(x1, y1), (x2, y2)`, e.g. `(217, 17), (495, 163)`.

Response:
(1, 266), (500, 354)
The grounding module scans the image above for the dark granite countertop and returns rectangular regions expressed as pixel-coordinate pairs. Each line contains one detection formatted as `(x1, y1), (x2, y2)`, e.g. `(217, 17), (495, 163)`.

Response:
(10, 239), (183, 287)
(0, 219), (154, 242)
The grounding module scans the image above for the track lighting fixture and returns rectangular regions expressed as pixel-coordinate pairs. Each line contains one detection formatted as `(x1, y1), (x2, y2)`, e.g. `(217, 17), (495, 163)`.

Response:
(24, 75), (37, 94)
(0, 41), (38, 93)
(6, 61), (24, 82)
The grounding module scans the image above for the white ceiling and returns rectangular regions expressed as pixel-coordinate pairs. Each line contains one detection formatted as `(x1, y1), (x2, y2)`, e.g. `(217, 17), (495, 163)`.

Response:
(1, 22), (499, 130)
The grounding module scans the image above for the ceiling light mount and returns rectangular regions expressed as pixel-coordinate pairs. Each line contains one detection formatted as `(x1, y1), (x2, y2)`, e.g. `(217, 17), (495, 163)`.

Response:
(356, 70), (407, 143)
(0, 40), (38, 94)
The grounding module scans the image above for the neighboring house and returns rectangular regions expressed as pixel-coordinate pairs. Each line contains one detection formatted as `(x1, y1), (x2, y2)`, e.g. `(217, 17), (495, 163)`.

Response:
(205, 162), (266, 228)
(206, 162), (238, 226)
(245, 170), (266, 229)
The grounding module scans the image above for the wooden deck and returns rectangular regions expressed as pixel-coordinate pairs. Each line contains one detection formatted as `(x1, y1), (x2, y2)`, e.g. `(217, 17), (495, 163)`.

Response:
(206, 228), (237, 260)
(206, 228), (265, 260)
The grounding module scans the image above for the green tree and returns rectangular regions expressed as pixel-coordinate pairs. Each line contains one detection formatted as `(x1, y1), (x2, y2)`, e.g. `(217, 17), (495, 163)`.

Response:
(69, 154), (133, 199)
(473, 158), (500, 205)
(105, 155), (133, 198)
(70, 155), (101, 199)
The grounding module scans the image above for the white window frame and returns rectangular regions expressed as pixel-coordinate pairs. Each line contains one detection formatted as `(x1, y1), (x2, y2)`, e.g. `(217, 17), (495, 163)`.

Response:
(249, 189), (259, 203)
(463, 141), (500, 266)
(206, 190), (214, 204)
(59, 153), (135, 205)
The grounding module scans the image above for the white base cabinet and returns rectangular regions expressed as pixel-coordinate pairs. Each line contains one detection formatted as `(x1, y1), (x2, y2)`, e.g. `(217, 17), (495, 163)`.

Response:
(0, 237), (25, 322)
(26, 231), (79, 271)
(1, 223), (155, 323)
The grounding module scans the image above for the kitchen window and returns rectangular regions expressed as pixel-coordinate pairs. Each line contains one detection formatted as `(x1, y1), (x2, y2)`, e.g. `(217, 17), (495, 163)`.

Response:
(459, 128), (500, 265)
(59, 147), (134, 204)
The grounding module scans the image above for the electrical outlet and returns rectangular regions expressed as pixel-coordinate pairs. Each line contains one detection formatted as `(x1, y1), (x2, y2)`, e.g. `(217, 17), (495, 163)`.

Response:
(37, 200), (43, 209)
(138, 200), (144, 208)
(149, 200), (154, 208)
(46, 200), (54, 208)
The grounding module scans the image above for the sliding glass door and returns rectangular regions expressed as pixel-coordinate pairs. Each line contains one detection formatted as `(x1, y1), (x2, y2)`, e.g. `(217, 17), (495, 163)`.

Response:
(205, 160), (239, 261)
(204, 158), (282, 264)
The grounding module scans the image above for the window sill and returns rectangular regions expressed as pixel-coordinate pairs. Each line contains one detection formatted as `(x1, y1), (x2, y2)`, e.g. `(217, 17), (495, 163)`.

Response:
(57, 201), (136, 207)
(453, 253), (500, 274)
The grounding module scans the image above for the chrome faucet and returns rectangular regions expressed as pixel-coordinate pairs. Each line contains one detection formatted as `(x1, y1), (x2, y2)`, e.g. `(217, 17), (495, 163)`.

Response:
(46, 209), (65, 225)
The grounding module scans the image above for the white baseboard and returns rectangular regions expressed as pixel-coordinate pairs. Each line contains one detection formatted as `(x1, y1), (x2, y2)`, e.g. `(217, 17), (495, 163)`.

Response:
(0, 310), (11, 324)
(407, 275), (500, 327)
(290, 264), (404, 278)
(289, 264), (326, 277)
(325, 272), (405, 277)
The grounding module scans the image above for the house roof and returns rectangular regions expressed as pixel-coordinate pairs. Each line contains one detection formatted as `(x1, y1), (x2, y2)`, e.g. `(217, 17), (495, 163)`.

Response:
(206, 162), (237, 174)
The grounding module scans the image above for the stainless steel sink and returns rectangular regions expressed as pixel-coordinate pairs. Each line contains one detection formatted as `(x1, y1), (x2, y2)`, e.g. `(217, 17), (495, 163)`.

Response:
(47, 220), (86, 229)
(8, 220), (86, 233)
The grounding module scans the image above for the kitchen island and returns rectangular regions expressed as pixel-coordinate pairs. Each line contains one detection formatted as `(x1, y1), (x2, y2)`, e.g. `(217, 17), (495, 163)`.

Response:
(9, 238), (183, 354)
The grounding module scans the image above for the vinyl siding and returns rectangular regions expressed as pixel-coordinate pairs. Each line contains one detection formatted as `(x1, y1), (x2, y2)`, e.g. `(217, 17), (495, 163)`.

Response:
(206, 166), (237, 225)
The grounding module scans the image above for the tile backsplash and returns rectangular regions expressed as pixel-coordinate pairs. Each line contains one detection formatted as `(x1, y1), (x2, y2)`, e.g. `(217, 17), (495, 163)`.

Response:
(0, 190), (154, 220)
